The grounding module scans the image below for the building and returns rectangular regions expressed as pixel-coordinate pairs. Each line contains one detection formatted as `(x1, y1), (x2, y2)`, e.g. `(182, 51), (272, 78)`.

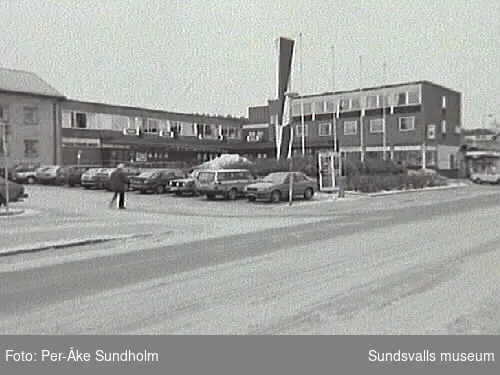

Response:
(0, 68), (66, 167)
(457, 128), (500, 178)
(61, 100), (246, 166)
(243, 80), (462, 172)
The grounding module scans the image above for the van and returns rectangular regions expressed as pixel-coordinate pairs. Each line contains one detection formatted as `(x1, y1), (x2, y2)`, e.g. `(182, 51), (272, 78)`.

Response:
(197, 169), (255, 200)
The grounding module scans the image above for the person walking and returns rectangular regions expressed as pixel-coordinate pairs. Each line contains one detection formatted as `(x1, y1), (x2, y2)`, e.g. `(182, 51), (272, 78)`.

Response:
(109, 164), (128, 209)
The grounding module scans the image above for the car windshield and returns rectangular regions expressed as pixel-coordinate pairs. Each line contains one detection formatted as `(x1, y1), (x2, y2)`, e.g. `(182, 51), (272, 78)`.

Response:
(86, 168), (100, 175)
(140, 171), (159, 178)
(198, 171), (215, 183)
(261, 172), (288, 183)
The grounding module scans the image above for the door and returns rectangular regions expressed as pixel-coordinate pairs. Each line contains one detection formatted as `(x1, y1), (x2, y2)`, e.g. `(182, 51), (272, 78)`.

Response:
(318, 152), (335, 191)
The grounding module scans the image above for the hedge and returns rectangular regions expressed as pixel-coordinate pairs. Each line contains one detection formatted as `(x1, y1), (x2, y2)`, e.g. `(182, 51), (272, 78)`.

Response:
(218, 156), (447, 193)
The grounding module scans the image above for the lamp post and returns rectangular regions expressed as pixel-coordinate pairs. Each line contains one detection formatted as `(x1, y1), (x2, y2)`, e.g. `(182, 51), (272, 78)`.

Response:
(1, 122), (9, 212)
(285, 91), (300, 206)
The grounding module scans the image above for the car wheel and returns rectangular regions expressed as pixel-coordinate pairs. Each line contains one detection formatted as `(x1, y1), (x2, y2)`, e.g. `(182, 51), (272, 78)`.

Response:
(247, 196), (256, 202)
(304, 188), (314, 200)
(155, 185), (165, 194)
(175, 191), (182, 196)
(27, 177), (36, 184)
(206, 193), (216, 200)
(226, 188), (238, 200)
(270, 190), (281, 203)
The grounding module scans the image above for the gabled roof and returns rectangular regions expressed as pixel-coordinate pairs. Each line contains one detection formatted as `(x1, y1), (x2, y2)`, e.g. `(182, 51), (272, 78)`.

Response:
(0, 68), (65, 98)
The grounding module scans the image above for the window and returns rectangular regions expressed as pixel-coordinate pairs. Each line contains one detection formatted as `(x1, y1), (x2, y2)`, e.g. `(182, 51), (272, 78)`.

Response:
(75, 113), (87, 129)
(0, 104), (7, 120)
(24, 139), (39, 158)
(407, 91), (420, 105)
(144, 118), (160, 133)
(315, 101), (325, 113)
(343, 120), (357, 135)
(338, 99), (350, 111)
(441, 120), (447, 133)
(318, 123), (332, 136)
(454, 124), (461, 134)
(449, 154), (456, 169)
(325, 101), (335, 112)
(292, 103), (301, 116)
(23, 107), (38, 125)
(350, 97), (360, 110)
(366, 95), (378, 108)
(302, 103), (312, 115)
(399, 117), (415, 131)
(369, 118), (384, 133)
(395, 92), (407, 106)
(427, 124), (436, 139)
(269, 114), (278, 125)
(379, 94), (390, 107)
(295, 124), (309, 137)
(441, 96), (447, 109)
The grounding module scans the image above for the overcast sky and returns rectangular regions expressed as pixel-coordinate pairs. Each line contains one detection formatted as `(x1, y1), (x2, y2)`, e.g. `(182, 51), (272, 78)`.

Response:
(0, 0), (498, 127)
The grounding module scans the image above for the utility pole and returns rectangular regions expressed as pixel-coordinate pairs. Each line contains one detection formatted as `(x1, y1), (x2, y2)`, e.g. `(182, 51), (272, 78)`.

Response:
(382, 61), (388, 160)
(1, 122), (10, 212)
(359, 55), (365, 162)
(299, 32), (305, 156)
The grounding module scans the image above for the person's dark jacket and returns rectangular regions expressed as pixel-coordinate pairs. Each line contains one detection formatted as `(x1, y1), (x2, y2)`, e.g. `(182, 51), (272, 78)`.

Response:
(110, 169), (129, 192)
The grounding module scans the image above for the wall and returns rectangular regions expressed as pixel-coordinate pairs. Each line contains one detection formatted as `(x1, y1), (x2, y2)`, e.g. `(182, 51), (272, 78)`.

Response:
(0, 92), (58, 167)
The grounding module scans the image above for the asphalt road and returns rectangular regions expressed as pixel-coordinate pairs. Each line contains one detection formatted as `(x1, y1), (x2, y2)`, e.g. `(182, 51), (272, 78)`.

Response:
(1, 186), (500, 334)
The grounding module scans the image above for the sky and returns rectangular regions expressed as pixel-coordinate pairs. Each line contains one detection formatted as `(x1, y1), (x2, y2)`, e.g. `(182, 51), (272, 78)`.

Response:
(0, 0), (498, 127)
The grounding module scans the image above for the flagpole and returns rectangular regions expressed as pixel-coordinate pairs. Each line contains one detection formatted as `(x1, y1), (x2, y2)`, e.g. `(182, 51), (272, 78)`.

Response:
(275, 37), (281, 160)
(382, 60), (387, 160)
(299, 32), (305, 156)
(331, 45), (338, 188)
(359, 55), (365, 162)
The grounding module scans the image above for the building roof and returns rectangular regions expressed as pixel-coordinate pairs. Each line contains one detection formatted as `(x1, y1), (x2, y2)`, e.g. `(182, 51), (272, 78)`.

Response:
(0, 67), (65, 98)
(298, 80), (461, 99)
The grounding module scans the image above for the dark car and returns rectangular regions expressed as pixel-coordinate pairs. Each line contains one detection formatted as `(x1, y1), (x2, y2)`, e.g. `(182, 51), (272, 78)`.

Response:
(130, 168), (185, 194)
(244, 172), (316, 203)
(168, 169), (201, 196)
(35, 165), (61, 185)
(98, 167), (141, 191)
(0, 177), (28, 206)
(56, 165), (95, 187)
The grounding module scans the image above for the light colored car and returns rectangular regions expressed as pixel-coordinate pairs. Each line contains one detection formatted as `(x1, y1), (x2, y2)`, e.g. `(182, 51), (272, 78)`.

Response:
(470, 170), (500, 184)
(81, 168), (106, 189)
(169, 170), (201, 196)
(244, 171), (316, 203)
(13, 165), (39, 184)
(197, 169), (256, 200)
(0, 177), (28, 206)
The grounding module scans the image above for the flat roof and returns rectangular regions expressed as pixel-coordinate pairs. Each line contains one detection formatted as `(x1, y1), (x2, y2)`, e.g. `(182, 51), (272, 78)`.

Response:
(297, 80), (461, 99)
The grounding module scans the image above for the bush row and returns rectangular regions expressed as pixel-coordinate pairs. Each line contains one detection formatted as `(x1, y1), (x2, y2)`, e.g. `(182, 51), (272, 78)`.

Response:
(345, 173), (447, 193)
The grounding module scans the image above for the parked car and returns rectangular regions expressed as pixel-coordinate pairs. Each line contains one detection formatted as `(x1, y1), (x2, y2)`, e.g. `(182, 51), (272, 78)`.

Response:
(56, 165), (95, 187)
(35, 165), (61, 185)
(12, 165), (39, 184)
(197, 169), (256, 200)
(0, 177), (28, 206)
(470, 169), (500, 184)
(130, 168), (185, 194)
(244, 172), (316, 203)
(97, 167), (141, 191)
(81, 168), (106, 189)
(169, 169), (201, 196)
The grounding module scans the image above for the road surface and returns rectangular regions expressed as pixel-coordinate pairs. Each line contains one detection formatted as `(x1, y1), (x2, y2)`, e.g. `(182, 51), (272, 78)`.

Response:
(1, 184), (500, 334)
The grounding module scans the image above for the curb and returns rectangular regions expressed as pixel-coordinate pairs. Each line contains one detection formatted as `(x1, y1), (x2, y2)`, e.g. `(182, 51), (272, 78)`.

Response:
(0, 209), (25, 217)
(346, 183), (467, 197)
(0, 232), (168, 257)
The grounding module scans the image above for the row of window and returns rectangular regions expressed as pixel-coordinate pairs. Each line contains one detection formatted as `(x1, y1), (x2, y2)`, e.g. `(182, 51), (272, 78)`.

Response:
(0, 138), (39, 157)
(0, 104), (39, 125)
(291, 89), (424, 116)
(293, 117), (415, 137)
(63, 111), (242, 139)
(290, 117), (460, 138)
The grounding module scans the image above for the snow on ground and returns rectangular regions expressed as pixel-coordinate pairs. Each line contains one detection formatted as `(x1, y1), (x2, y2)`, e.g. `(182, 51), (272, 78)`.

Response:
(2, 203), (499, 334)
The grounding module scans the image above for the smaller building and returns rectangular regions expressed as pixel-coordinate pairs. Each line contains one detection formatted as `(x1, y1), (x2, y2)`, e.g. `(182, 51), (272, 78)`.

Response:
(0, 68), (65, 167)
(60, 99), (246, 166)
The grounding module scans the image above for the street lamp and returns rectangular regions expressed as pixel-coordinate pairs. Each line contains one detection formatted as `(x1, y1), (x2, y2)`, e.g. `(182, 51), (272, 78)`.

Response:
(285, 91), (300, 206)
(0, 122), (9, 212)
